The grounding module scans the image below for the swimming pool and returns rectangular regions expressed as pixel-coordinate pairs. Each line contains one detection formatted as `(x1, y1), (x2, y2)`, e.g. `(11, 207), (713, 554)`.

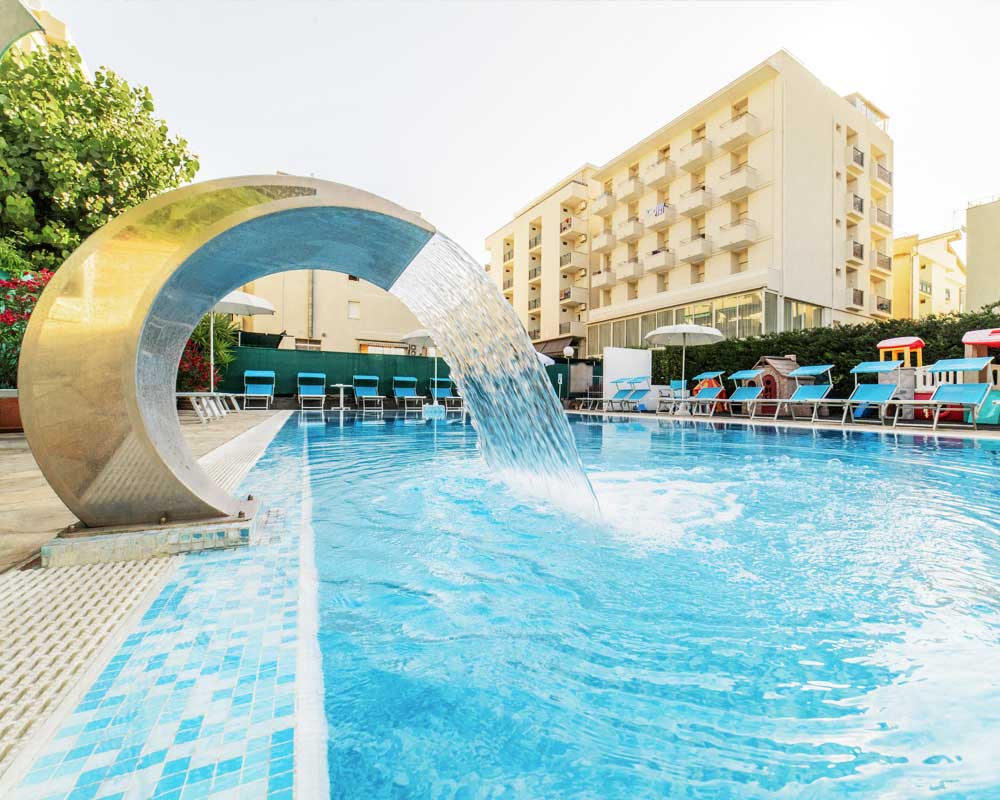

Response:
(306, 414), (1000, 798)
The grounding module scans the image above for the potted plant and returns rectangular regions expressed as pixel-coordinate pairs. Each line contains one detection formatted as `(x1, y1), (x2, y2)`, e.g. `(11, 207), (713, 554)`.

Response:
(0, 263), (53, 432)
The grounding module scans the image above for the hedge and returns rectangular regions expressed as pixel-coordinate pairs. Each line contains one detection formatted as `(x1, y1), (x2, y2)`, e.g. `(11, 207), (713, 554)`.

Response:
(651, 304), (1000, 397)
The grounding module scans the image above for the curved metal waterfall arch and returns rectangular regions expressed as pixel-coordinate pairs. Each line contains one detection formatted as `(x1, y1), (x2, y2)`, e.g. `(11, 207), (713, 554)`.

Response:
(18, 175), (443, 528)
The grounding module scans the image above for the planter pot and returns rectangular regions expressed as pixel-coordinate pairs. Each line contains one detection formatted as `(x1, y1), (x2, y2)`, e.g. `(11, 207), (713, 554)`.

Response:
(0, 389), (22, 433)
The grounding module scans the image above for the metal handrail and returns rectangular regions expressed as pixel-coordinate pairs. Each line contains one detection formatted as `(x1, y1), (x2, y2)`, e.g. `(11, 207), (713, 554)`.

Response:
(681, 185), (707, 198)
(721, 164), (756, 178)
(850, 146), (865, 167)
(529, 235), (542, 248)
(850, 193), (864, 213)
(528, 266), (542, 279)
(680, 234), (708, 245)
(720, 218), (755, 230)
(528, 298), (541, 309)
(874, 163), (893, 184)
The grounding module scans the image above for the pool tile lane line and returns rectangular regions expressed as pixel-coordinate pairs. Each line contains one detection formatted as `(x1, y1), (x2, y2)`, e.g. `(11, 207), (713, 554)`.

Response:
(9, 415), (310, 799)
(293, 427), (330, 799)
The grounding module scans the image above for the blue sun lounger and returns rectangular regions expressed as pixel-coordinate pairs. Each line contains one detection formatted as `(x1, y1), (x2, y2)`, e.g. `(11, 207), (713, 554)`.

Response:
(430, 377), (463, 410)
(667, 372), (726, 416)
(892, 357), (995, 430)
(243, 370), (275, 410)
(728, 369), (764, 418)
(833, 360), (902, 424)
(296, 372), (326, 410)
(602, 378), (633, 412)
(392, 376), (424, 411)
(352, 374), (384, 412)
(622, 376), (651, 412)
(772, 364), (835, 422)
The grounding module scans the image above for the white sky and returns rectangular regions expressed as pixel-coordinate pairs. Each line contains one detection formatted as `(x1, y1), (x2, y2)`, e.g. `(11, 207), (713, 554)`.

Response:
(45, 0), (1000, 262)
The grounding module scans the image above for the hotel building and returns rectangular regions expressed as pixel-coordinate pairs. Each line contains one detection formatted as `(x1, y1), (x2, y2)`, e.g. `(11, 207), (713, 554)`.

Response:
(966, 197), (1000, 312)
(484, 50), (895, 356)
(891, 231), (966, 319)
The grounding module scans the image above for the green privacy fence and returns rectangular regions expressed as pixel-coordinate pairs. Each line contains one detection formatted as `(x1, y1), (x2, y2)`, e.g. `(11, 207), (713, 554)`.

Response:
(218, 347), (451, 396)
(219, 346), (603, 399)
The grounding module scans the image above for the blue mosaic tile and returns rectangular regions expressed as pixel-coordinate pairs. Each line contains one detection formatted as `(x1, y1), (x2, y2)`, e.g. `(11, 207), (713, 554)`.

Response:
(13, 427), (308, 800)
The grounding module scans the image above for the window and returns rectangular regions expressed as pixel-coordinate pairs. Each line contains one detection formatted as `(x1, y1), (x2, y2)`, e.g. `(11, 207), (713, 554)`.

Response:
(656, 309), (673, 328)
(732, 98), (748, 119)
(783, 299), (823, 331)
(732, 248), (749, 274)
(347, 301), (361, 319)
(945, 288), (951, 301)
(348, 274), (360, 282)
(691, 264), (705, 284)
(658, 144), (671, 160)
(295, 338), (322, 351)
(692, 123), (706, 142)
(656, 272), (669, 293)
(627, 281), (638, 300)
(612, 320), (626, 348)
(628, 163), (639, 178)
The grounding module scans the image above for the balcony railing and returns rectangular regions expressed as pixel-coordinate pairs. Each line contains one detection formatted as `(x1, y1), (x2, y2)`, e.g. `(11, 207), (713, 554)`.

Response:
(528, 329), (540, 339)
(848, 239), (864, 261)
(873, 163), (893, 186)
(528, 297), (541, 310)
(593, 192), (616, 216)
(849, 193), (864, 215)
(873, 296), (892, 315)
(873, 251), (891, 272)
(560, 251), (580, 266)
(503, 278), (513, 290)
(529, 234), (542, 249)
(849, 146), (865, 169)
(717, 164), (758, 199)
(503, 250), (513, 262)
(847, 287), (865, 308)
(872, 207), (892, 228)
(718, 112), (759, 149)
(919, 280), (933, 295)
(528, 266), (541, 279)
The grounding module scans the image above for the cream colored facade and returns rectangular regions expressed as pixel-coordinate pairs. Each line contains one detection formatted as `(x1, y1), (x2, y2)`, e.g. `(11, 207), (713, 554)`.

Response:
(239, 271), (422, 353)
(891, 231), (965, 319)
(484, 50), (895, 356)
(966, 197), (1000, 311)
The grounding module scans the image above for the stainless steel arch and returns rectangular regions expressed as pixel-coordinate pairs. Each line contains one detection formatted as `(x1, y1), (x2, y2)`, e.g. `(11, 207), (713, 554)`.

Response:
(18, 176), (436, 528)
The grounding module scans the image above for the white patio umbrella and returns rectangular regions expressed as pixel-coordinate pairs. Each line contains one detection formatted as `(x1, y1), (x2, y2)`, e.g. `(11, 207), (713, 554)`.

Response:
(209, 290), (275, 392)
(401, 329), (441, 405)
(643, 324), (724, 389)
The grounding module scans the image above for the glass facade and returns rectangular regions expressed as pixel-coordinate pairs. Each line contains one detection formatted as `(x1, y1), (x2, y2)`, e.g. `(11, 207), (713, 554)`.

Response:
(587, 290), (772, 357)
(783, 298), (823, 331)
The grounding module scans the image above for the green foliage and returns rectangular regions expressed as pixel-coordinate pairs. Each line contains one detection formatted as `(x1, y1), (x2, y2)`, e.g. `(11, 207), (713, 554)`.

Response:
(652, 305), (1000, 397)
(190, 313), (238, 375)
(0, 43), (199, 270)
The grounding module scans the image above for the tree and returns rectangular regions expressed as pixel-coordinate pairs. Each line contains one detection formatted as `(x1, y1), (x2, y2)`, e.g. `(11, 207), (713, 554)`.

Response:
(0, 43), (199, 270)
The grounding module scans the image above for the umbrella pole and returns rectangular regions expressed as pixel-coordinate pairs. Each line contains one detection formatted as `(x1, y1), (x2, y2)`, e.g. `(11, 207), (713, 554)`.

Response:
(681, 339), (686, 393)
(433, 352), (439, 406)
(209, 314), (215, 393)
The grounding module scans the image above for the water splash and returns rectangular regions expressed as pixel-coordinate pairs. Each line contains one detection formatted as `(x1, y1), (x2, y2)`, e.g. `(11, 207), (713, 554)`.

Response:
(392, 233), (599, 518)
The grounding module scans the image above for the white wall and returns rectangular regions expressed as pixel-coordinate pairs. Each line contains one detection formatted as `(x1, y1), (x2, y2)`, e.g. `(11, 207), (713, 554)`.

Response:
(602, 347), (652, 398)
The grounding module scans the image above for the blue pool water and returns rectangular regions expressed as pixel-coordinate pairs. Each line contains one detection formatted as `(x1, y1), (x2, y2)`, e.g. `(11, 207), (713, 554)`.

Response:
(305, 415), (1000, 798)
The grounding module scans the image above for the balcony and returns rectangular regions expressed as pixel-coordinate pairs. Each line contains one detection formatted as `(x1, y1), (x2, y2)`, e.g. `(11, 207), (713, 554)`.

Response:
(844, 287), (865, 310)
(555, 181), (589, 208)
(846, 192), (864, 221)
(845, 239), (864, 265)
(678, 234), (712, 263)
(528, 233), (542, 252)
(718, 112), (760, 150)
(559, 250), (588, 274)
(592, 230), (616, 253)
(717, 165), (759, 201)
(503, 278), (514, 292)
(527, 328), (540, 340)
(559, 216), (587, 240)
(919, 280), (933, 295)
(642, 159), (676, 189)
(559, 320), (587, 338)
(677, 137), (715, 171)
(614, 258), (643, 281)
(527, 297), (541, 311)
(678, 186), (713, 216)
(871, 162), (893, 190)
(870, 295), (892, 318)
(716, 219), (757, 251)
(559, 286), (588, 308)
(846, 145), (865, 176)
(871, 250), (892, 275)
(528, 265), (542, 285)
(644, 248), (675, 274)
(615, 216), (644, 242)
(644, 202), (676, 231)
(503, 249), (514, 263)
(591, 269), (617, 289)
(615, 176), (644, 203)
(870, 206), (892, 233)
(592, 192), (616, 217)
